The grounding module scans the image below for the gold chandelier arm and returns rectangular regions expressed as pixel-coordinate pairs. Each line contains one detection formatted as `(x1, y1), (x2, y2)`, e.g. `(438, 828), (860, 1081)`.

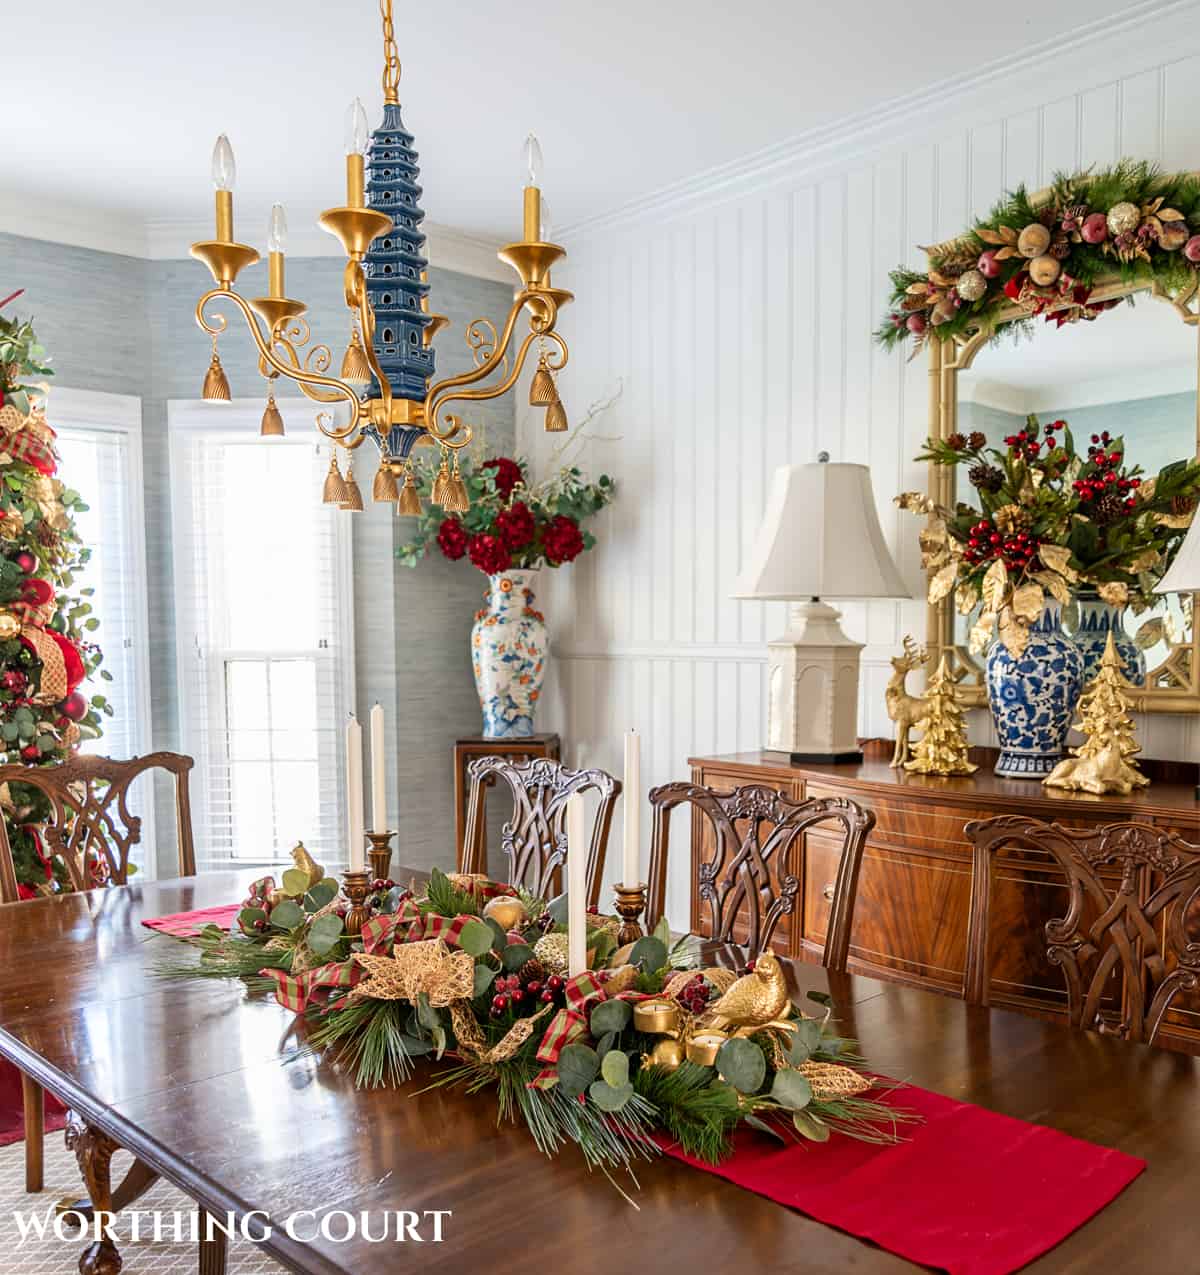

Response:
(427, 327), (561, 437)
(345, 260), (393, 425)
(423, 292), (531, 425)
(195, 289), (362, 439)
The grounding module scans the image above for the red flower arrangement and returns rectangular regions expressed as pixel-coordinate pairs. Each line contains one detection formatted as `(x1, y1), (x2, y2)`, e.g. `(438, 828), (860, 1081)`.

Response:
(437, 518), (469, 560)
(541, 514), (585, 565)
(482, 457), (523, 499)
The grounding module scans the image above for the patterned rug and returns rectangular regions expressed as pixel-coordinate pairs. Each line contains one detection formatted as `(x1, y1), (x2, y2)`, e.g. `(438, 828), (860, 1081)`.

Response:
(0, 1135), (282, 1273)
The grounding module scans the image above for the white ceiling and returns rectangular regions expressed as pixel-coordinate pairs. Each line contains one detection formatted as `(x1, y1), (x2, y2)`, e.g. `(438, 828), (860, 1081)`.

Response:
(1, 0), (1163, 255)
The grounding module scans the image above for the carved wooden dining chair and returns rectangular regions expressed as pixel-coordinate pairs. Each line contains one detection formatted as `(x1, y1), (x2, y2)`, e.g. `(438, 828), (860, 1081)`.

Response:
(0, 752), (196, 1204)
(965, 814), (1200, 1044)
(461, 755), (620, 908)
(646, 782), (875, 968)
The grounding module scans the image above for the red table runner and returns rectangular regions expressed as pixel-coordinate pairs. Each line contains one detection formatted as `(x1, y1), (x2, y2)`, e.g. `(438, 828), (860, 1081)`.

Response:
(659, 1081), (1144, 1274)
(142, 903), (241, 939)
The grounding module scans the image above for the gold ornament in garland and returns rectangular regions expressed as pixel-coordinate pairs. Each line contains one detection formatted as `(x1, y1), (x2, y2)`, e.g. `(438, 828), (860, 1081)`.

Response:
(1043, 634), (1149, 796)
(1106, 201), (1140, 237)
(903, 656), (977, 777)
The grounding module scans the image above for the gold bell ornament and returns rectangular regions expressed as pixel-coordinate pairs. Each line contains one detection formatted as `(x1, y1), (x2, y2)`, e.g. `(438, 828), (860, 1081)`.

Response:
(201, 339), (231, 403)
(340, 327), (372, 386)
(443, 454), (470, 514)
(529, 353), (556, 405)
(545, 395), (568, 433)
(397, 462), (422, 516)
(322, 453), (349, 505)
(340, 463), (364, 512)
(372, 456), (399, 503)
(260, 391), (285, 437)
(431, 453), (452, 507)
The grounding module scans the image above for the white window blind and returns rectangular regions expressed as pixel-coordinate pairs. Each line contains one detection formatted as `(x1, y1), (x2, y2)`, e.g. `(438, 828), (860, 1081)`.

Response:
(169, 401), (354, 871)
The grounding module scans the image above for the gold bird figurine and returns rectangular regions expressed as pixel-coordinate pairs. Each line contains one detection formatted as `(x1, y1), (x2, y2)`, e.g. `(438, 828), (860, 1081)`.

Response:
(703, 951), (792, 1033)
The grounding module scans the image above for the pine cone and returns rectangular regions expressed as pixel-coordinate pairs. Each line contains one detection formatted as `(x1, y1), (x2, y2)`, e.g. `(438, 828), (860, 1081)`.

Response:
(519, 957), (547, 985)
(969, 463), (1004, 493)
(1092, 487), (1128, 525)
(1172, 493), (1197, 518)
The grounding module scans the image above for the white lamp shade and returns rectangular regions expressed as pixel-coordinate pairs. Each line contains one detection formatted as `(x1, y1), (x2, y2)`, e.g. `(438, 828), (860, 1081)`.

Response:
(1157, 514), (1200, 594)
(733, 461), (910, 601)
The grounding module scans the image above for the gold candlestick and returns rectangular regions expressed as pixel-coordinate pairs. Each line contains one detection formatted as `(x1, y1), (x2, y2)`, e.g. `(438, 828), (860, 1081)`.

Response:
(366, 830), (396, 883)
(614, 882), (648, 946)
(341, 869), (372, 937)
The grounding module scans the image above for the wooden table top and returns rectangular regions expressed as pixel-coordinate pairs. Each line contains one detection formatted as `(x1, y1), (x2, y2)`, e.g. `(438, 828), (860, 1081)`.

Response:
(0, 870), (1196, 1274)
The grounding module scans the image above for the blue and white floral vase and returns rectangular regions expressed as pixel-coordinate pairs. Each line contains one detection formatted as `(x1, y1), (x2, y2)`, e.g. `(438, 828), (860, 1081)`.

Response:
(471, 569), (547, 739)
(985, 599), (1084, 779)
(1071, 591), (1146, 688)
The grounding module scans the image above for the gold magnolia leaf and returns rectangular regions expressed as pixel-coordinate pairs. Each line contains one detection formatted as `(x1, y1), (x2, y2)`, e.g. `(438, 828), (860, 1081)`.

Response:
(982, 558), (1009, 613)
(997, 607), (1030, 660)
(995, 246), (1018, 260)
(956, 582), (981, 615)
(1128, 548), (1161, 574)
(1159, 207), (1183, 221)
(1096, 580), (1129, 608)
(1134, 616), (1166, 650)
(919, 521), (948, 553)
(906, 282), (930, 295)
(1038, 543), (1078, 582)
(999, 226), (1019, 246)
(1012, 582), (1044, 623)
(976, 227), (1008, 245)
(1033, 570), (1070, 605)
(968, 613), (996, 655)
(1156, 511), (1194, 529)
(1138, 477), (1157, 502)
(928, 271), (958, 288)
(928, 561), (959, 604)
(895, 491), (935, 514)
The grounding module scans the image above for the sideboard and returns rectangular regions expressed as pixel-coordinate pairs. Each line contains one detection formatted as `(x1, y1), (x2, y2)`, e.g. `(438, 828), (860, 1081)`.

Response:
(687, 741), (1200, 1053)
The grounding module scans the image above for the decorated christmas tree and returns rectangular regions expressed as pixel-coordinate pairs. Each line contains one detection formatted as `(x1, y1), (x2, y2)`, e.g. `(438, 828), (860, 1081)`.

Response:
(1044, 632), (1148, 796)
(0, 294), (108, 895)
(904, 656), (977, 776)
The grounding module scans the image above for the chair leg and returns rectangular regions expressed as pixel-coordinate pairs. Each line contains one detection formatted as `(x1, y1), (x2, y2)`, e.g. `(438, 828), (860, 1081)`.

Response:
(199, 1209), (228, 1275)
(22, 1074), (44, 1193)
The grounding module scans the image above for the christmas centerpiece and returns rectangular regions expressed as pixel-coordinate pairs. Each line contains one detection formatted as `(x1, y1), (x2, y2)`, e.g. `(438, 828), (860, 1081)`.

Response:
(898, 417), (1200, 776)
(398, 446), (614, 738)
(162, 858), (908, 1175)
(0, 296), (108, 894)
(877, 162), (1200, 352)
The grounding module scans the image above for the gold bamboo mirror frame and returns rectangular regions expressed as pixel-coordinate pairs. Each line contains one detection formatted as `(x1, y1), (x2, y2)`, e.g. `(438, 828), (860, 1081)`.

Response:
(926, 272), (1200, 713)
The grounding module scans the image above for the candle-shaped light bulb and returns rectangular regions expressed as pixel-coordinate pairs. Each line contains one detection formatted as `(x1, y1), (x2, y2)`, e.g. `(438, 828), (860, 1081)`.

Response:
(267, 203), (288, 254)
(211, 134), (236, 192)
(523, 132), (544, 187)
(345, 97), (370, 157)
(521, 133), (544, 242)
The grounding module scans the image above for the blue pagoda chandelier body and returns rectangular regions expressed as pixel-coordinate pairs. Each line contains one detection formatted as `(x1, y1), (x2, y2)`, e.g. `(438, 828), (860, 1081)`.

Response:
(189, 0), (572, 515)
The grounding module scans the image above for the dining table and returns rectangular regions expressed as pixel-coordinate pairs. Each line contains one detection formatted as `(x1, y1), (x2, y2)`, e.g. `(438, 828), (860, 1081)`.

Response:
(0, 866), (1195, 1275)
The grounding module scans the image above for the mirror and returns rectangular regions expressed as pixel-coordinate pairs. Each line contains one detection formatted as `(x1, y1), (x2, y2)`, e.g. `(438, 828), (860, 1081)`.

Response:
(932, 286), (1200, 711)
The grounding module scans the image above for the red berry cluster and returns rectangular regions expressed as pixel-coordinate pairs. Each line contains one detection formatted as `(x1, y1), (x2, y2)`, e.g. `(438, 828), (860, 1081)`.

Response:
(369, 877), (397, 894)
(1072, 431), (1140, 512)
(963, 518), (1040, 571)
(674, 973), (712, 1015)
(491, 971), (565, 1017)
(1003, 417), (1067, 465)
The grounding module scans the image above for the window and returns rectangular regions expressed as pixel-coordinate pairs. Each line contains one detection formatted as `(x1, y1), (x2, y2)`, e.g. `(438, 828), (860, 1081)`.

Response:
(51, 388), (154, 876)
(169, 401), (354, 870)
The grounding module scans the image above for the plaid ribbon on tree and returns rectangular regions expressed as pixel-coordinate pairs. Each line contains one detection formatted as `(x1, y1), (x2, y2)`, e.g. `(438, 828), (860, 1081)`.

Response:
(261, 959), (362, 1014)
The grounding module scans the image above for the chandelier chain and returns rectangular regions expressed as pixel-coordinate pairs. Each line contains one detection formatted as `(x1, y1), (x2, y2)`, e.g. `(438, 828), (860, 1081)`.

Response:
(380, 0), (401, 104)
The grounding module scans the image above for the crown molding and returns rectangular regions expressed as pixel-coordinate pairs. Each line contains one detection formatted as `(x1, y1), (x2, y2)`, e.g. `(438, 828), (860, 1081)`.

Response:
(563, 0), (1200, 243)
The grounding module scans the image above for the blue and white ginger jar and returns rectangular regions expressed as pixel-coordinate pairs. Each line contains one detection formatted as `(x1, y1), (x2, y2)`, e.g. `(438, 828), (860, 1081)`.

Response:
(471, 569), (547, 739)
(1071, 592), (1146, 688)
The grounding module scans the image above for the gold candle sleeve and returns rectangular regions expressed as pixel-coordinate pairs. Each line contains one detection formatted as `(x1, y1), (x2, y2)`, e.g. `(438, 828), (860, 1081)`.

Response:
(215, 190), (234, 243)
(346, 154), (365, 209)
(523, 185), (541, 243)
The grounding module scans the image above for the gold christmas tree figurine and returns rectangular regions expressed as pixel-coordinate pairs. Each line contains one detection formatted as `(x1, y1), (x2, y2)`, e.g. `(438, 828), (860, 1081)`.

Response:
(1043, 632), (1149, 796)
(904, 656), (977, 776)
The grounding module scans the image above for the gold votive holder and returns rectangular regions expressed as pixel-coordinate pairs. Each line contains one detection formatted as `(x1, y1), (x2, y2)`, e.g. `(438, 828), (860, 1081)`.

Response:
(613, 881), (648, 946)
(686, 1030), (729, 1068)
(341, 869), (372, 937)
(632, 998), (681, 1035)
(366, 830), (396, 884)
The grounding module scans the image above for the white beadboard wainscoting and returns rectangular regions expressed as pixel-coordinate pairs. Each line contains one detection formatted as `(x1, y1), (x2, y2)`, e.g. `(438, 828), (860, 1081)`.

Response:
(522, 9), (1200, 926)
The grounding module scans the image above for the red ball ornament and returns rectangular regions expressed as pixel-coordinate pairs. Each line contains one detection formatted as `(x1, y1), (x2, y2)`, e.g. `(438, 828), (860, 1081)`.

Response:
(977, 249), (1002, 279)
(12, 551), (36, 575)
(905, 313), (926, 335)
(62, 691), (88, 722)
(1081, 213), (1109, 244)
(19, 744), (39, 761)
(1185, 236), (1200, 264)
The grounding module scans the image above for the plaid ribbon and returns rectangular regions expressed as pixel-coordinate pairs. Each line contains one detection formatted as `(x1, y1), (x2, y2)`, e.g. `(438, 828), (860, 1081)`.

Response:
(529, 972), (614, 1089)
(261, 959), (362, 1015)
(360, 912), (402, 954)
(403, 912), (476, 948)
(6, 427), (56, 475)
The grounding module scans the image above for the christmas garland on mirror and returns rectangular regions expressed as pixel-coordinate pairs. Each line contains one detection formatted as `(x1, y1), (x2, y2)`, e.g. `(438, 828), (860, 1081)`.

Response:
(876, 160), (1200, 353)
(160, 856), (914, 1176)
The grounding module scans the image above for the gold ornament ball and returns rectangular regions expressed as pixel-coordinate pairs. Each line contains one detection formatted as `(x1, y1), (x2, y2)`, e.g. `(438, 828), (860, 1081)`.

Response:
(482, 895), (527, 931)
(1028, 254), (1062, 286)
(1160, 220), (1190, 251)
(0, 613), (19, 640)
(1017, 223), (1052, 258)
(647, 1039), (685, 1071)
(532, 931), (569, 975)
(1106, 202), (1140, 237)
(955, 268), (987, 302)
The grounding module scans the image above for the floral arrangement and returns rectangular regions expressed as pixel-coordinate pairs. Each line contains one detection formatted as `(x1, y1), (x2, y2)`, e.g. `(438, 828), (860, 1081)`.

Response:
(397, 450), (614, 577)
(898, 416), (1200, 658)
(876, 161), (1200, 352)
(0, 296), (108, 896)
(164, 854), (908, 1174)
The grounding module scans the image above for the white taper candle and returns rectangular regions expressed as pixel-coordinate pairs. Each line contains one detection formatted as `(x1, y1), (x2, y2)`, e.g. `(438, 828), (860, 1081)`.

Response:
(622, 729), (640, 887)
(369, 702), (387, 832)
(566, 793), (587, 977)
(346, 714), (365, 871)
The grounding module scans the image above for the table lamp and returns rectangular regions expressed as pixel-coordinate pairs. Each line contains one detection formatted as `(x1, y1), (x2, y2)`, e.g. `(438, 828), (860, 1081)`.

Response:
(1151, 514), (1200, 798)
(733, 455), (910, 764)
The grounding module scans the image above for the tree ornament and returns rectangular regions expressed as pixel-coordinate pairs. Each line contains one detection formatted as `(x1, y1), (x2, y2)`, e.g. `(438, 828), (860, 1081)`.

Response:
(0, 613), (20, 640)
(1185, 235), (1200, 263)
(62, 691), (88, 722)
(1028, 254), (1062, 286)
(1043, 634), (1148, 796)
(1159, 220), (1189, 251)
(13, 550), (36, 574)
(956, 269), (987, 301)
(903, 656), (977, 776)
(1017, 223), (1052, 258)
(1080, 212), (1108, 243)
(1106, 202), (1140, 237)
(532, 931), (569, 975)
(482, 895), (527, 931)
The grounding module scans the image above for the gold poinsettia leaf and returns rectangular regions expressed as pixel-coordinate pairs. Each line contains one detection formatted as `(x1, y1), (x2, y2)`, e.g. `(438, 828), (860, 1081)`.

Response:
(895, 491), (935, 514)
(982, 558), (1009, 613)
(919, 522), (948, 554)
(1033, 570), (1071, 605)
(968, 612), (996, 655)
(1012, 582), (1044, 623)
(956, 582), (981, 615)
(1038, 543), (1078, 582)
(1127, 548), (1161, 574)
(928, 561), (959, 604)
(1134, 616), (1166, 650)
(994, 246), (1019, 261)
(1096, 580), (1129, 608)
(905, 282), (930, 295)
(976, 227), (1008, 245)
(997, 607), (1030, 660)
(1156, 511), (1194, 529)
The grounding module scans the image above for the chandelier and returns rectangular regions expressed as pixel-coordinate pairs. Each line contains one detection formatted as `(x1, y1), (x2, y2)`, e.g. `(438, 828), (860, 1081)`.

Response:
(189, 0), (572, 514)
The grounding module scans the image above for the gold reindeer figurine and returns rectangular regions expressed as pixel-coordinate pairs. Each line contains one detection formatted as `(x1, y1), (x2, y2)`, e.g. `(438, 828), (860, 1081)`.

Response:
(886, 635), (931, 768)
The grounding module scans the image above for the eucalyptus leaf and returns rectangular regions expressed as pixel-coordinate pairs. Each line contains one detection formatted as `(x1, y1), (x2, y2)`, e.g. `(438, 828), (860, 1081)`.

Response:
(238, 907), (267, 933)
(545, 892), (569, 925)
(588, 1079), (634, 1113)
(792, 1110), (830, 1142)
(457, 919), (495, 958)
(595, 1030), (616, 1059)
(744, 1113), (787, 1144)
(307, 913), (344, 957)
(267, 900), (304, 932)
(416, 992), (440, 1030)
(485, 918), (509, 951)
(600, 1048), (629, 1088)
(304, 879), (338, 913)
(629, 935), (668, 972)
(787, 1018), (823, 1065)
(806, 990), (832, 1008)
(399, 1033), (434, 1057)
(770, 1068), (814, 1111)
(716, 1037), (766, 1094)
(473, 965), (498, 998)
(431, 1023), (447, 1060)
(588, 929), (616, 967)
(652, 916), (672, 946)
(557, 1043), (600, 1097)
(589, 998), (631, 1035)
(502, 943), (533, 971)
(281, 868), (311, 898)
